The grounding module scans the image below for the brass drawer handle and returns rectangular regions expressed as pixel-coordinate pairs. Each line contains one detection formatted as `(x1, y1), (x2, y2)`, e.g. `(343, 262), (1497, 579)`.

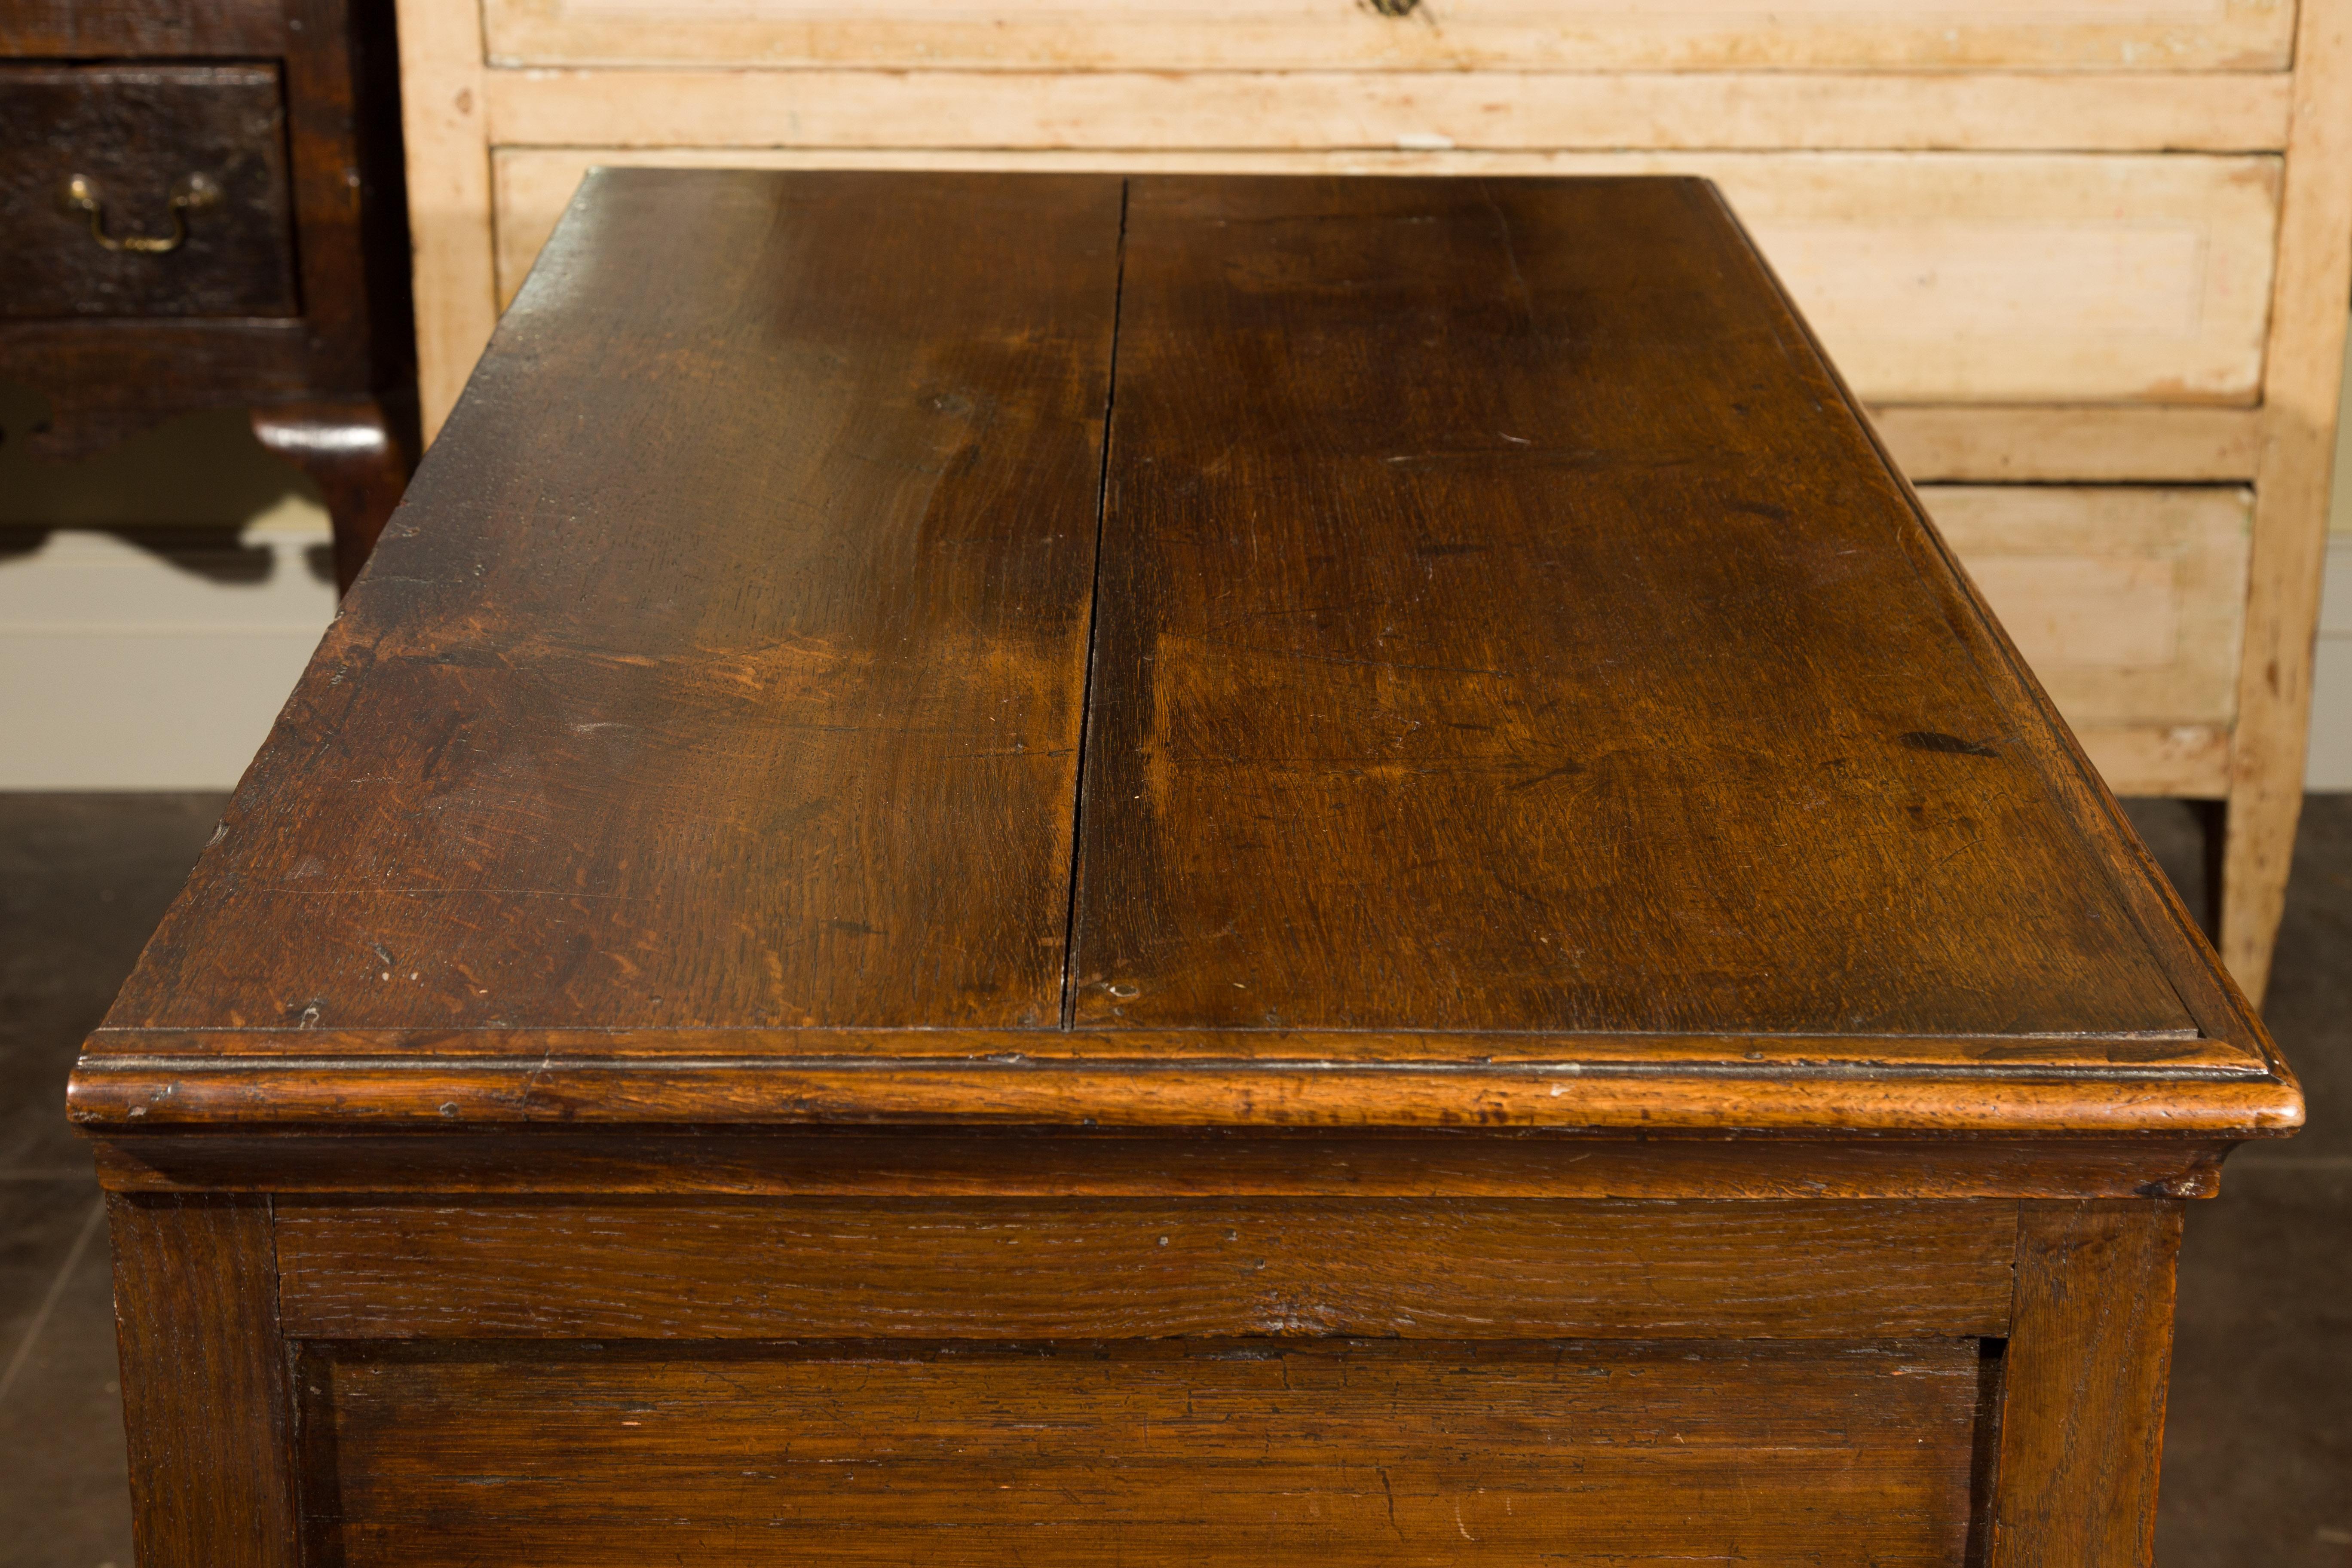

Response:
(1364, 0), (1420, 13)
(57, 172), (223, 254)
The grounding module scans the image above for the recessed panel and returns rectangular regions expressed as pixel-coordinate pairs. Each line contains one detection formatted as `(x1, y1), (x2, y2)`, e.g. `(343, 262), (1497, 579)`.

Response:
(309, 1338), (1992, 1565)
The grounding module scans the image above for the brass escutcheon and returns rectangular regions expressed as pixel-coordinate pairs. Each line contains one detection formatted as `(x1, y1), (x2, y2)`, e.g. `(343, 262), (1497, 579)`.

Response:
(58, 172), (224, 254)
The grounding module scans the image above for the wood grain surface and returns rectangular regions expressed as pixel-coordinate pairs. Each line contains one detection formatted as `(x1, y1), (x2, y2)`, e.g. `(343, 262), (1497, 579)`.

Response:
(106, 168), (1122, 1033)
(89, 1129), (2237, 1200)
(0, 0), (286, 55)
(71, 170), (2294, 1145)
(273, 1197), (2019, 1339)
(304, 1336), (1990, 1565)
(1987, 1199), (2184, 1568)
(1072, 175), (2202, 1039)
(108, 1195), (298, 1568)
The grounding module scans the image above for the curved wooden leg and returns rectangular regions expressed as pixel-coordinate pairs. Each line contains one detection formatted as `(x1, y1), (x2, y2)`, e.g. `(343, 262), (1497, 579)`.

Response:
(250, 398), (416, 594)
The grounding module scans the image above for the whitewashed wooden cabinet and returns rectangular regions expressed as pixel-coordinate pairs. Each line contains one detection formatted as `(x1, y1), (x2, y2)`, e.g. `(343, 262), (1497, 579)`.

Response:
(394, 0), (2352, 1000)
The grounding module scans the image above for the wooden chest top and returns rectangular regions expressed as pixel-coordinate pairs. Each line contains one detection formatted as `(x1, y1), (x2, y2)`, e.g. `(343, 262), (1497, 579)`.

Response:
(73, 171), (2298, 1139)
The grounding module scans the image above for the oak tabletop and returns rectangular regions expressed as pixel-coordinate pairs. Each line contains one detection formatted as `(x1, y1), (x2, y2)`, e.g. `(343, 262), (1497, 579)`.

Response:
(73, 170), (2299, 1138)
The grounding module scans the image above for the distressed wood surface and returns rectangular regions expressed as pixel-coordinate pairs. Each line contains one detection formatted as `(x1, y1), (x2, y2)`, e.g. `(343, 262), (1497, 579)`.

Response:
(107, 169), (1122, 1035)
(305, 1337), (1991, 1565)
(274, 1198), (2021, 1339)
(0, 0), (285, 54)
(1071, 175), (2210, 1039)
(73, 170), (2294, 1144)
(109, 1195), (298, 1568)
(389, 0), (2352, 999)
(0, 64), (297, 318)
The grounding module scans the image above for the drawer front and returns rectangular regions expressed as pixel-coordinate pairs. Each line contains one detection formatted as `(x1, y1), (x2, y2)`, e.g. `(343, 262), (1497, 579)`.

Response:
(483, 0), (2293, 71)
(493, 149), (2278, 405)
(1922, 484), (2251, 794)
(307, 1338), (1986, 1565)
(0, 64), (297, 319)
(0, 0), (284, 54)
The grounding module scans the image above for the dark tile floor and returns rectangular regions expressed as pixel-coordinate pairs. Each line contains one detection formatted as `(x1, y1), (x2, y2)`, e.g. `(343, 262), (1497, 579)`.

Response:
(0, 791), (2343, 1563)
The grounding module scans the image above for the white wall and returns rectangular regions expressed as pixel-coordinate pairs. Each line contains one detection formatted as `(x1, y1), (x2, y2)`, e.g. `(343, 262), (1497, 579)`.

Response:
(0, 394), (337, 790)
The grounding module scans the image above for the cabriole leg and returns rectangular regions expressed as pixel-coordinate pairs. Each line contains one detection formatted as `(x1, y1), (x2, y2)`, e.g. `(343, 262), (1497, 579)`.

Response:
(249, 399), (416, 594)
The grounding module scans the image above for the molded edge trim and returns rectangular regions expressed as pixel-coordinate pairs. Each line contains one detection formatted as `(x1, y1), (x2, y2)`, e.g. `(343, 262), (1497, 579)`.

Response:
(67, 1053), (2304, 1134)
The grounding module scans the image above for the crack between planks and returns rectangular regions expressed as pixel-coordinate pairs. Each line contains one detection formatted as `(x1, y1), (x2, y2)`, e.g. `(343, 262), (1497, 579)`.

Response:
(1060, 178), (1130, 1030)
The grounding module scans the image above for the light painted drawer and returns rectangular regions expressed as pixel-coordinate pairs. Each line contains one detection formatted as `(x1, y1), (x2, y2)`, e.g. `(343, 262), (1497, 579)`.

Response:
(1920, 484), (2252, 795)
(492, 149), (2279, 405)
(483, 0), (2294, 72)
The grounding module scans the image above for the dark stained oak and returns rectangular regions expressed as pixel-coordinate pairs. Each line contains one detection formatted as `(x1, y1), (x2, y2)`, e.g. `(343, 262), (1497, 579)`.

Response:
(67, 172), (2296, 1141)
(1073, 176), (2203, 1040)
(1987, 1200), (2185, 1568)
(109, 1195), (298, 1568)
(67, 172), (2303, 1568)
(272, 1197), (2019, 1340)
(304, 1338), (1989, 1567)
(103, 169), (1123, 1036)
(0, 0), (284, 54)
(0, 64), (298, 318)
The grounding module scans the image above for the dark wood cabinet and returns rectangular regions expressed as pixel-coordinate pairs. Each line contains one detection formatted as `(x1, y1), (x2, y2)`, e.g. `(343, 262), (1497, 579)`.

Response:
(0, 0), (415, 590)
(73, 172), (2301, 1565)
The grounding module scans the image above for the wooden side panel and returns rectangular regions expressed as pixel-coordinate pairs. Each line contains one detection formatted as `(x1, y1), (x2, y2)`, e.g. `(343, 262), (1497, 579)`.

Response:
(1987, 1199), (2184, 1568)
(1921, 486), (2254, 730)
(308, 1337), (1991, 1565)
(108, 1194), (297, 1568)
(493, 149), (2280, 406)
(273, 1199), (2022, 1340)
(480, 0), (2293, 71)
